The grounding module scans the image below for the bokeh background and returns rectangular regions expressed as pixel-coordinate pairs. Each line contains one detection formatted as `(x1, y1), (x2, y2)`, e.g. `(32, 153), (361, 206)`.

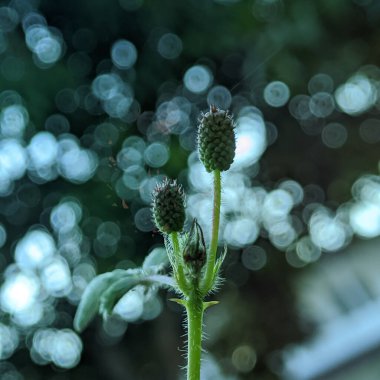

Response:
(1, 0), (380, 379)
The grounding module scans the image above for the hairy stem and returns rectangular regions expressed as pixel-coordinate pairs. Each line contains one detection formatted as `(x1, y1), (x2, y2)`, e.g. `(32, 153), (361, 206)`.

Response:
(201, 169), (221, 294)
(186, 294), (204, 380)
(170, 232), (188, 294)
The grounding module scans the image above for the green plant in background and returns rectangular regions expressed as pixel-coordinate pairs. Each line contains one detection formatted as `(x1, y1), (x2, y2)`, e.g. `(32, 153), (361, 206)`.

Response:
(74, 106), (235, 380)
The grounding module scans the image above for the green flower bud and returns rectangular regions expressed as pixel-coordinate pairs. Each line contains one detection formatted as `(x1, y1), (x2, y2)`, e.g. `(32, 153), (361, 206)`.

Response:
(152, 179), (186, 234)
(198, 105), (236, 173)
(183, 219), (206, 273)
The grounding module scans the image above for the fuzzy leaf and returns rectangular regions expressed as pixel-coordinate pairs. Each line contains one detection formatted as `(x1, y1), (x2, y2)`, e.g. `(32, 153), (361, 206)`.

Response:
(99, 275), (141, 319)
(74, 272), (121, 332)
(142, 247), (169, 272)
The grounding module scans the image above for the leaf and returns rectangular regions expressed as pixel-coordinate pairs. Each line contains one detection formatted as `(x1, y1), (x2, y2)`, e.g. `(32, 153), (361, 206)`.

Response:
(74, 272), (116, 332)
(142, 247), (169, 273)
(99, 275), (141, 319)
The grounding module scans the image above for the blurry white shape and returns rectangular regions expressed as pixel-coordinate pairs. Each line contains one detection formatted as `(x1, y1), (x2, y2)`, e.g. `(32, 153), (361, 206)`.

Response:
(28, 131), (58, 169)
(352, 175), (380, 206)
(92, 73), (122, 100)
(350, 202), (380, 238)
(296, 236), (321, 263)
(232, 114), (267, 169)
(15, 229), (55, 270)
(241, 246), (267, 270)
(188, 161), (211, 191)
(13, 301), (43, 326)
(0, 223), (6, 248)
(111, 39), (137, 69)
(263, 189), (293, 219)
(269, 221), (297, 249)
(59, 147), (98, 183)
(0, 7), (19, 33)
(309, 92), (335, 118)
(0, 139), (27, 180)
(157, 33), (182, 59)
(0, 104), (28, 138)
(308, 73), (334, 94)
(50, 202), (79, 233)
(263, 81), (290, 107)
(114, 286), (144, 322)
(231, 345), (257, 373)
(33, 328), (82, 368)
(144, 142), (169, 168)
(183, 65), (213, 93)
(335, 74), (376, 115)
(97, 221), (121, 245)
(309, 209), (348, 251)
(41, 257), (71, 296)
(34, 35), (62, 64)
(0, 323), (18, 359)
(223, 218), (259, 247)
(207, 85), (232, 109)
(0, 272), (40, 313)
(321, 123), (347, 149)
(279, 180), (304, 205)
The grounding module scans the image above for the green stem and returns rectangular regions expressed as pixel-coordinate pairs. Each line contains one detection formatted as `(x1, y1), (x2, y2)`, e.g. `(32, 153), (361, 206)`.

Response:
(186, 294), (204, 380)
(170, 232), (188, 294)
(201, 170), (221, 294)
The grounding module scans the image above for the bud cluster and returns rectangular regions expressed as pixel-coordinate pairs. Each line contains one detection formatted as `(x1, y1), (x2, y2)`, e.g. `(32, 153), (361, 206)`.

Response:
(152, 179), (186, 234)
(198, 106), (236, 173)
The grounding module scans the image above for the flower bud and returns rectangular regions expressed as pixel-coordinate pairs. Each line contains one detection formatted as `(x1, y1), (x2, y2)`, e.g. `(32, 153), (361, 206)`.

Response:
(183, 219), (206, 272)
(198, 105), (236, 173)
(152, 179), (186, 234)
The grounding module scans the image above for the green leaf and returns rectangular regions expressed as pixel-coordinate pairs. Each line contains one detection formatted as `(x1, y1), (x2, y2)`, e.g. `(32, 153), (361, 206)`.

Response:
(99, 275), (141, 319)
(142, 247), (169, 273)
(73, 270), (125, 332)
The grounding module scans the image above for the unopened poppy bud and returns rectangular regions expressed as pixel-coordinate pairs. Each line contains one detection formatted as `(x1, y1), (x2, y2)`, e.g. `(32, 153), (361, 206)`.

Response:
(183, 219), (206, 272)
(152, 179), (186, 234)
(198, 105), (236, 173)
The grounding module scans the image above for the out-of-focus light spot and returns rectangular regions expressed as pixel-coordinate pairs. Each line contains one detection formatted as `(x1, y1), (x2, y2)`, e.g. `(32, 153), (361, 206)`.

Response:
(111, 39), (137, 70)
(21, 12), (47, 32)
(0, 224), (6, 248)
(309, 92), (335, 117)
(139, 175), (164, 204)
(92, 73), (122, 100)
(232, 345), (257, 373)
(359, 118), (380, 144)
(114, 286), (144, 321)
(266, 121), (278, 145)
(350, 202), (380, 238)
(55, 88), (79, 114)
(296, 236), (321, 263)
(263, 189), (293, 219)
(157, 33), (182, 59)
(28, 131), (58, 170)
(0, 324), (18, 359)
(51, 201), (82, 233)
(269, 221), (297, 249)
(58, 142), (98, 184)
(41, 257), (71, 296)
(241, 246), (267, 270)
(321, 122), (347, 148)
(223, 218), (259, 247)
(134, 207), (155, 232)
(289, 95), (312, 120)
(309, 209), (348, 251)
(97, 221), (121, 246)
(183, 65), (213, 94)
(285, 247), (307, 268)
(142, 295), (163, 320)
(15, 229), (56, 269)
(279, 180), (304, 205)
(144, 142), (169, 168)
(0, 139), (27, 181)
(13, 301), (43, 327)
(0, 105), (28, 138)
(335, 74), (376, 115)
(263, 81), (290, 107)
(45, 113), (70, 135)
(33, 328), (82, 369)
(232, 113), (267, 169)
(94, 122), (119, 147)
(207, 85), (232, 109)
(308, 73), (334, 94)
(117, 147), (143, 170)
(0, 272), (40, 313)
(0, 7), (19, 33)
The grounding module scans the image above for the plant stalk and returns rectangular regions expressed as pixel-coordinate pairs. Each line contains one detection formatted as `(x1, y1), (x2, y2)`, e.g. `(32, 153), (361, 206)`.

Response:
(201, 169), (221, 294)
(186, 294), (204, 380)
